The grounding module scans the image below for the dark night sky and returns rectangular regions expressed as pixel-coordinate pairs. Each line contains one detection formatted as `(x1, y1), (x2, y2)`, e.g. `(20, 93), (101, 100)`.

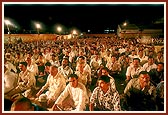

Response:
(4, 3), (164, 33)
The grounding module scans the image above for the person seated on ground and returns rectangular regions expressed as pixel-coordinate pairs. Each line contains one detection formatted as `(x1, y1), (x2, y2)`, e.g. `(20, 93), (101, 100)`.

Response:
(154, 51), (164, 64)
(44, 61), (52, 76)
(90, 52), (102, 71)
(119, 54), (131, 82)
(4, 57), (17, 74)
(128, 50), (138, 63)
(100, 67), (116, 91)
(137, 49), (148, 66)
(10, 97), (48, 111)
(122, 71), (157, 111)
(89, 75), (121, 111)
(149, 62), (164, 87)
(75, 61), (92, 98)
(58, 57), (73, 84)
(52, 74), (89, 111)
(143, 56), (157, 72)
(6, 62), (36, 99)
(26, 57), (38, 77)
(75, 61), (92, 88)
(4, 65), (18, 111)
(4, 65), (18, 98)
(35, 66), (48, 91)
(125, 58), (143, 83)
(49, 54), (60, 67)
(106, 55), (121, 78)
(76, 56), (91, 79)
(35, 53), (46, 66)
(36, 65), (66, 108)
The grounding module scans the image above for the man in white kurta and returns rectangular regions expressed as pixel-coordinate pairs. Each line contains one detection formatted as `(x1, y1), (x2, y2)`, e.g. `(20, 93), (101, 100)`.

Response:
(76, 56), (91, 78)
(17, 62), (36, 97)
(126, 58), (144, 82)
(58, 58), (73, 83)
(106, 55), (121, 77)
(26, 57), (38, 76)
(143, 56), (157, 72)
(52, 74), (88, 111)
(4, 66), (18, 98)
(75, 62), (91, 86)
(36, 65), (66, 107)
(6, 62), (36, 98)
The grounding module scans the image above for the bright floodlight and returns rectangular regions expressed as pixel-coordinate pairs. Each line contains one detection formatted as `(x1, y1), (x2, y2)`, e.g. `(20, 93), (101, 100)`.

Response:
(123, 22), (127, 26)
(5, 20), (11, 25)
(57, 26), (62, 32)
(36, 23), (41, 29)
(5, 20), (11, 34)
(72, 30), (77, 35)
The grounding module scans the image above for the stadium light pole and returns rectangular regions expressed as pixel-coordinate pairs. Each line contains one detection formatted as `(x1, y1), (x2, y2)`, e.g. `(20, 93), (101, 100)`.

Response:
(123, 22), (127, 39)
(5, 20), (11, 34)
(35, 23), (41, 34)
(72, 30), (77, 39)
(57, 26), (62, 33)
(57, 26), (62, 39)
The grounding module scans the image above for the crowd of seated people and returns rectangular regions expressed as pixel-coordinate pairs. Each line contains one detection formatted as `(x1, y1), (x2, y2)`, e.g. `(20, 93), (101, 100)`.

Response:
(4, 37), (164, 111)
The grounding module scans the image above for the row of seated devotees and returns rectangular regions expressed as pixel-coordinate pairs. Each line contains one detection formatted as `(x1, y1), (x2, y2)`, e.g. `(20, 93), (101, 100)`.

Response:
(4, 59), (164, 111)
(4, 38), (164, 111)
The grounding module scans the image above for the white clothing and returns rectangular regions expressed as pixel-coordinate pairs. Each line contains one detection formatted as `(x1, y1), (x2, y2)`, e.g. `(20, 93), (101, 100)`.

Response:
(143, 63), (157, 72)
(128, 55), (138, 62)
(18, 70), (36, 91)
(90, 57), (102, 70)
(137, 55), (148, 62)
(75, 70), (91, 86)
(27, 63), (38, 76)
(55, 82), (88, 111)
(4, 70), (18, 93)
(41, 72), (66, 100)
(58, 66), (73, 83)
(106, 61), (121, 72)
(5, 61), (17, 73)
(126, 66), (144, 79)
